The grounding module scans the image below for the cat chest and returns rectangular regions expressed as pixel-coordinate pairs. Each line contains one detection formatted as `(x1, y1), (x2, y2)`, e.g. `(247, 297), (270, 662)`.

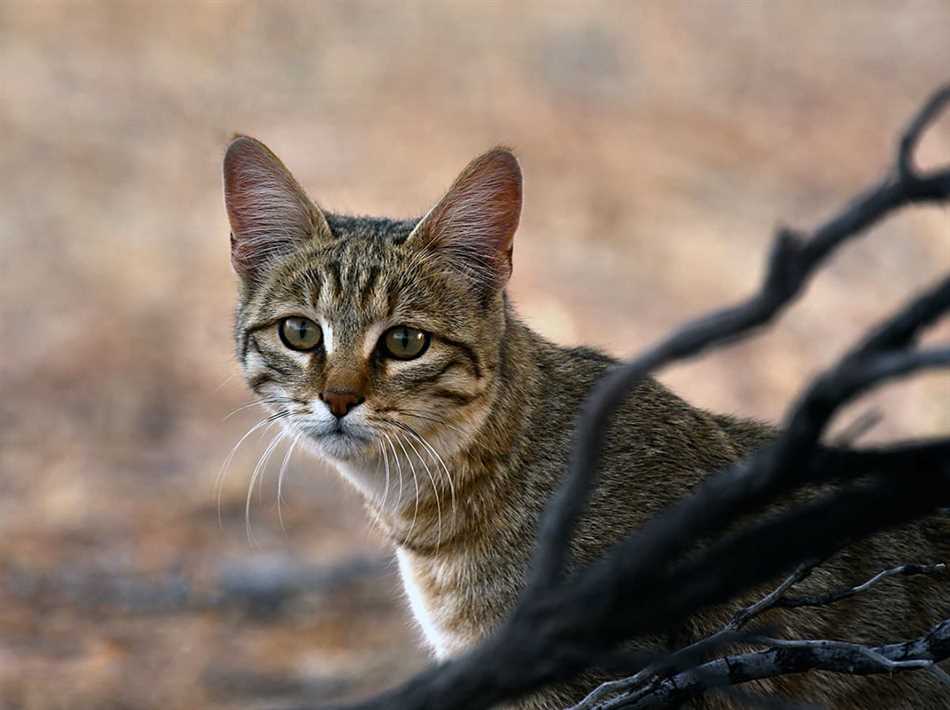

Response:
(396, 548), (497, 659)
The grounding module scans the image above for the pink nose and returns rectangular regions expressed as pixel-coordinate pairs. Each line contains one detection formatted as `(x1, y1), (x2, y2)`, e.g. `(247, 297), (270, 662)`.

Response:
(321, 390), (364, 418)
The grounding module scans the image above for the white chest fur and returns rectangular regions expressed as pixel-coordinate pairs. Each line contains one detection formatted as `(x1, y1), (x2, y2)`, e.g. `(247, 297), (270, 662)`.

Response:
(396, 548), (471, 659)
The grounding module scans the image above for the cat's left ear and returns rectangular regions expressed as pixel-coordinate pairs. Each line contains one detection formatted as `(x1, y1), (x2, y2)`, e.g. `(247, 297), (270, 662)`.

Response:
(407, 147), (522, 290)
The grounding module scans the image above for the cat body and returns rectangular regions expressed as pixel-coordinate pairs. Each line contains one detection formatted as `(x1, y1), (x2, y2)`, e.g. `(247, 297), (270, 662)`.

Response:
(223, 139), (949, 708)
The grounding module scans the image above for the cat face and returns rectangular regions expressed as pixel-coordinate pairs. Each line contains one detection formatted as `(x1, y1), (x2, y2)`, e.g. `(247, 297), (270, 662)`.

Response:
(224, 138), (522, 494)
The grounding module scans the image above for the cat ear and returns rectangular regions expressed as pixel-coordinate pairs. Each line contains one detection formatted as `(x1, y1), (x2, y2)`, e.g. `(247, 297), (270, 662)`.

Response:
(407, 147), (522, 289)
(223, 135), (332, 282)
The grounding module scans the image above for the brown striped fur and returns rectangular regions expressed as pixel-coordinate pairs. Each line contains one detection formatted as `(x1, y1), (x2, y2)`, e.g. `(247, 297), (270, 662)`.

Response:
(223, 138), (949, 708)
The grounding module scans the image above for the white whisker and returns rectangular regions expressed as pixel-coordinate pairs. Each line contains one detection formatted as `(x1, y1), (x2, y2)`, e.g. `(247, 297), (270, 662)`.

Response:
(245, 430), (286, 546)
(214, 371), (239, 394)
(276, 431), (303, 533)
(394, 433), (420, 542)
(384, 432), (404, 511)
(402, 424), (457, 523)
(402, 431), (442, 551)
(400, 409), (467, 436)
(222, 396), (293, 421)
(379, 435), (392, 513)
(216, 413), (286, 527)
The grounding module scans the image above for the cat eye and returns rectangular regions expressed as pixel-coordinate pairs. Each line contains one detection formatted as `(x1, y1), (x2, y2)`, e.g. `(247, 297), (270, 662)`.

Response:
(278, 317), (323, 351)
(380, 326), (430, 360)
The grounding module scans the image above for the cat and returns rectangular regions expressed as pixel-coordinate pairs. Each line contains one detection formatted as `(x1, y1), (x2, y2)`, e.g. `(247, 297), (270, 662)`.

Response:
(223, 137), (949, 709)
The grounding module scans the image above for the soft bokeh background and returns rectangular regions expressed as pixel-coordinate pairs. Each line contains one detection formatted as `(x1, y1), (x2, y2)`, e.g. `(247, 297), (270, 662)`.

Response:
(2, 2), (950, 708)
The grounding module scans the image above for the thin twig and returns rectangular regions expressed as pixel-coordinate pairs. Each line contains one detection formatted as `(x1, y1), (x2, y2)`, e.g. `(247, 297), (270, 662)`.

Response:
(576, 560), (947, 709)
(777, 563), (947, 610)
(603, 619), (950, 709)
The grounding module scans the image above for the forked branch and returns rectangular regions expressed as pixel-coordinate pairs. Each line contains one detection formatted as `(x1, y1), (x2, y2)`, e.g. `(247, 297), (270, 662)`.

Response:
(573, 562), (949, 709)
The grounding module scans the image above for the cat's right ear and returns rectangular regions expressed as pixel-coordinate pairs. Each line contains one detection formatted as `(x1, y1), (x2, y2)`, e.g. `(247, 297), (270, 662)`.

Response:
(223, 135), (332, 282)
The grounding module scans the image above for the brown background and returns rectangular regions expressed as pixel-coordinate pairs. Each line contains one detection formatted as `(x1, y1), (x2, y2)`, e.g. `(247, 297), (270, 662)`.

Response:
(2, 2), (949, 708)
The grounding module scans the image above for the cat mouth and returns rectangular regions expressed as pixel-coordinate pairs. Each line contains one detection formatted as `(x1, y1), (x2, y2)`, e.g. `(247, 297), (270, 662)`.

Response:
(307, 422), (369, 439)
(303, 422), (373, 459)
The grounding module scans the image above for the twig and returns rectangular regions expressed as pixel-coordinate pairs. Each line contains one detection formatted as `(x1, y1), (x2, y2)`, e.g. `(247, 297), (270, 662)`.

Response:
(725, 561), (818, 632)
(604, 620), (950, 709)
(569, 562), (820, 710)
(776, 563), (947, 610)
(575, 560), (948, 709)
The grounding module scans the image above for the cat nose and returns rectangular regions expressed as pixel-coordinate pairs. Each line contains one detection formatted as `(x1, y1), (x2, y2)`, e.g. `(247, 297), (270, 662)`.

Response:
(320, 389), (365, 418)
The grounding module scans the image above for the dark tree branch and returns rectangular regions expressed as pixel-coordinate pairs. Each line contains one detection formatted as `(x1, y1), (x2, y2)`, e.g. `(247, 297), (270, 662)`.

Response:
(569, 563), (818, 710)
(322, 84), (950, 710)
(572, 561), (948, 709)
(828, 408), (882, 446)
(599, 620), (950, 709)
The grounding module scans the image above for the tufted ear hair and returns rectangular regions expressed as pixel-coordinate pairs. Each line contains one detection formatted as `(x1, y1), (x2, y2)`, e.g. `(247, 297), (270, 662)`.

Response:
(406, 147), (522, 290)
(223, 135), (331, 282)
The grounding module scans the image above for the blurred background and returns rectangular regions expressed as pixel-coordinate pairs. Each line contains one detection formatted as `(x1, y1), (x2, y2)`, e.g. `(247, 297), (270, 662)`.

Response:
(2, 2), (950, 708)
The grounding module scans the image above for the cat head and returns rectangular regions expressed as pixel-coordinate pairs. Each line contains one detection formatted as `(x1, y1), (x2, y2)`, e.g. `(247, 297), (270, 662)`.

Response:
(223, 136), (522, 495)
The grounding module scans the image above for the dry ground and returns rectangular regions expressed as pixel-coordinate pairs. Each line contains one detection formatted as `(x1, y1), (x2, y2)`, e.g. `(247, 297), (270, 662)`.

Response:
(2, 2), (950, 708)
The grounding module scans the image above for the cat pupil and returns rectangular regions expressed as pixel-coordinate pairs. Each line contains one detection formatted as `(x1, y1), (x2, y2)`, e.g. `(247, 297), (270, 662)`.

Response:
(381, 326), (427, 359)
(278, 317), (321, 351)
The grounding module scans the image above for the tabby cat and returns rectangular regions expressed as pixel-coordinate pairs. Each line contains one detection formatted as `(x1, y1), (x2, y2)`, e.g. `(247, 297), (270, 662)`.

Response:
(223, 137), (949, 709)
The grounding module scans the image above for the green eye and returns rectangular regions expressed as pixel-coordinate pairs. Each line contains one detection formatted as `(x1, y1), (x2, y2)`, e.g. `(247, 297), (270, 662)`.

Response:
(279, 317), (323, 351)
(381, 326), (430, 360)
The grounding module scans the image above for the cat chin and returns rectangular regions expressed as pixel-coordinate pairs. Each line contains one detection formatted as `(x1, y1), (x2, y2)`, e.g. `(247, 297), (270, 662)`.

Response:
(307, 430), (375, 462)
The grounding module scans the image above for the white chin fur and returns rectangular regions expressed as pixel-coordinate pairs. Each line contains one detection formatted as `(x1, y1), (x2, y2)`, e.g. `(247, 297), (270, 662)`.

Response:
(310, 431), (373, 461)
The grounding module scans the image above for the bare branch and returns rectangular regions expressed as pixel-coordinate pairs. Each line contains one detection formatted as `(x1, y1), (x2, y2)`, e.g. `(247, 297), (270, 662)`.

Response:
(777, 563), (947, 610)
(725, 562), (817, 632)
(573, 562), (820, 709)
(898, 85), (950, 182)
(574, 560), (947, 709)
(602, 620), (950, 709)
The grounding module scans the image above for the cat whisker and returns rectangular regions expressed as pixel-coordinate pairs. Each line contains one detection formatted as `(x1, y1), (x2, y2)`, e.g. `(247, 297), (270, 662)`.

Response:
(374, 415), (458, 528)
(383, 432), (405, 510)
(399, 409), (467, 436)
(365, 439), (389, 532)
(222, 396), (294, 421)
(401, 429), (442, 551)
(245, 429), (286, 547)
(394, 432), (421, 543)
(397, 422), (458, 524)
(213, 371), (239, 394)
(276, 431), (303, 533)
(379, 434), (392, 514)
(216, 410), (290, 527)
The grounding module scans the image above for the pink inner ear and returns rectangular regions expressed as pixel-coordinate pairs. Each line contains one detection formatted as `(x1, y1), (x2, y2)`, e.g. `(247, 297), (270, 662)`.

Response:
(420, 148), (523, 287)
(223, 136), (317, 280)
